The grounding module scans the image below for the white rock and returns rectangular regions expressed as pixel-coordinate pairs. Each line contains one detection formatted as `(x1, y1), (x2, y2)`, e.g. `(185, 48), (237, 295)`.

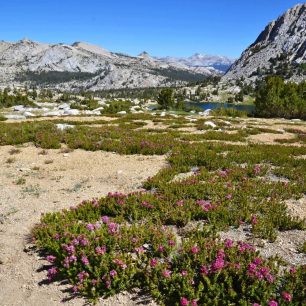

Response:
(117, 111), (127, 115)
(43, 111), (62, 116)
(23, 111), (35, 117)
(56, 124), (74, 131)
(204, 121), (217, 128)
(13, 105), (25, 112)
(5, 114), (26, 120)
(58, 103), (70, 110)
(64, 109), (80, 115)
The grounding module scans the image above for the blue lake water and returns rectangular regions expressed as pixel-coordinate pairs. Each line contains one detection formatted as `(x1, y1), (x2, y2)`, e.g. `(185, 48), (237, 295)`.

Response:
(187, 102), (255, 114)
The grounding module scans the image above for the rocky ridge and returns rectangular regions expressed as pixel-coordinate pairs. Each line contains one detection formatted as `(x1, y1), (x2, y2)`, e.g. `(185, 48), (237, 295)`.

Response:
(0, 39), (227, 91)
(223, 3), (306, 83)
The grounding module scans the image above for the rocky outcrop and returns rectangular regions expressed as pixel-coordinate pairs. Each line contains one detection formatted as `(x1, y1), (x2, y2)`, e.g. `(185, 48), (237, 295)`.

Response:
(0, 39), (222, 90)
(223, 3), (306, 83)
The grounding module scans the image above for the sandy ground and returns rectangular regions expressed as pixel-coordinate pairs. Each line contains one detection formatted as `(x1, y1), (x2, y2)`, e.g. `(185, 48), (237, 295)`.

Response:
(0, 144), (165, 306)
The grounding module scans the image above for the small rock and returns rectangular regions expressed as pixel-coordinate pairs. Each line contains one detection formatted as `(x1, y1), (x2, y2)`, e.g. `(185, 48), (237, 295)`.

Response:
(13, 105), (25, 112)
(204, 121), (217, 128)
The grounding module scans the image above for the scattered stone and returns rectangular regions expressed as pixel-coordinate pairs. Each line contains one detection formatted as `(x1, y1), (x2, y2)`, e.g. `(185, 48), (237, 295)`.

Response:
(5, 114), (26, 120)
(55, 124), (74, 131)
(13, 105), (25, 112)
(117, 111), (127, 115)
(23, 111), (35, 117)
(204, 121), (217, 128)
(64, 109), (80, 115)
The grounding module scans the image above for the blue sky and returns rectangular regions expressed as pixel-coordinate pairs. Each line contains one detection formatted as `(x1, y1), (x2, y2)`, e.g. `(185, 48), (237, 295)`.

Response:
(0, 0), (303, 58)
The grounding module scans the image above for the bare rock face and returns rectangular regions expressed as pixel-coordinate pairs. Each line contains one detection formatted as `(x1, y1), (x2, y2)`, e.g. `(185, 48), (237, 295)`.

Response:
(0, 39), (223, 90)
(223, 3), (306, 83)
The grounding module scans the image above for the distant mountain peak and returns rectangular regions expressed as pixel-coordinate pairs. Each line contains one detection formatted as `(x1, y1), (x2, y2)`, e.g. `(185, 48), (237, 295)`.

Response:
(138, 51), (150, 57)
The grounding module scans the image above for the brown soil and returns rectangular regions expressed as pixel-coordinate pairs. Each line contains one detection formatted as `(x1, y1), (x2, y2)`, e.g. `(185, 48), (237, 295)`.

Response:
(0, 144), (165, 306)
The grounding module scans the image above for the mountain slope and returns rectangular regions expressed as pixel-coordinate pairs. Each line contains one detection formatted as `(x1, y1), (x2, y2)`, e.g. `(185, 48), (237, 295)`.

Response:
(223, 3), (306, 83)
(156, 53), (235, 73)
(0, 39), (221, 90)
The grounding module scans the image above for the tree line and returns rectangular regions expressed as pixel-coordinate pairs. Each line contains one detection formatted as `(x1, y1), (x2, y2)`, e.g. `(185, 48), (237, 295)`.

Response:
(255, 76), (306, 120)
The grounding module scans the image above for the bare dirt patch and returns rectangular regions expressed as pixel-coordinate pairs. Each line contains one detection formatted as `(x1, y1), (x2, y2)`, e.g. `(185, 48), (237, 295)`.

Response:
(248, 132), (296, 144)
(0, 144), (165, 306)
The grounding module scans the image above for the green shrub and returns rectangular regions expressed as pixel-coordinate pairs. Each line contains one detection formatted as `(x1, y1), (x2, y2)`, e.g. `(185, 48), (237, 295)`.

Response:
(211, 108), (248, 118)
(101, 101), (132, 114)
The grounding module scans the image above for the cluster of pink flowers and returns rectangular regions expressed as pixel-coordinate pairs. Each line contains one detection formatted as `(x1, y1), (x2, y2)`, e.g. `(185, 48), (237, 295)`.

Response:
(238, 241), (255, 253)
(91, 199), (99, 207)
(86, 222), (101, 231)
(114, 258), (127, 270)
(211, 249), (225, 272)
(168, 240), (176, 247)
(176, 200), (184, 206)
(281, 291), (292, 302)
(150, 258), (158, 267)
(108, 222), (119, 235)
(224, 239), (234, 248)
(46, 255), (56, 263)
(101, 215), (110, 223)
(219, 169), (229, 178)
(78, 271), (89, 283)
(251, 215), (258, 225)
(196, 200), (215, 212)
(247, 259), (274, 283)
(62, 244), (76, 255)
(81, 255), (89, 266)
(47, 266), (58, 281)
(162, 270), (171, 278)
(117, 199), (125, 205)
(95, 245), (107, 255)
(63, 255), (77, 268)
(107, 191), (127, 198)
(191, 245), (199, 254)
(254, 164), (261, 175)
(180, 297), (198, 306)
(141, 201), (154, 209)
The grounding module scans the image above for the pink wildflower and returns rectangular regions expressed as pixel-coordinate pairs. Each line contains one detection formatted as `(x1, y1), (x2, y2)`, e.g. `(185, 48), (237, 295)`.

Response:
(95, 246), (106, 255)
(176, 200), (184, 206)
(191, 300), (198, 306)
(224, 239), (234, 248)
(211, 257), (224, 272)
(86, 223), (95, 231)
(181, 270), (188, 277)
(281, 292), (292, 302)
(200, 265), (209, 275)
(191, 245), (199, 254)
(46, 255), (56, 263)
(101, 216), (109, 223)
(108, 222), (118, 235)
(289, 267), (297, 274)
(168, 240), (176, 247)
(251, 215), (258, 225)
(180, 297), (189, 306)
(110, 270), (117, 278)
(81, 256), (89, 266)
(225, 194), (232, 200)
(158, 245), (165, 253)
(47, 266), (58, 281)
(150, 258), (158, 267)
(162, 270), (171, 278)
(268, 301), (278, 306)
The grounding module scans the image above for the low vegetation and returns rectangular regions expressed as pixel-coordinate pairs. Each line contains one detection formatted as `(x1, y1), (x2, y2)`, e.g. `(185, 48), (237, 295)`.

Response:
(0, 114), (302, 305)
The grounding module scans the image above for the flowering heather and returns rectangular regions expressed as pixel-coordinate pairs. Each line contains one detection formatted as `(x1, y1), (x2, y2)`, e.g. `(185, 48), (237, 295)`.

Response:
(30, 128), (306, 305)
